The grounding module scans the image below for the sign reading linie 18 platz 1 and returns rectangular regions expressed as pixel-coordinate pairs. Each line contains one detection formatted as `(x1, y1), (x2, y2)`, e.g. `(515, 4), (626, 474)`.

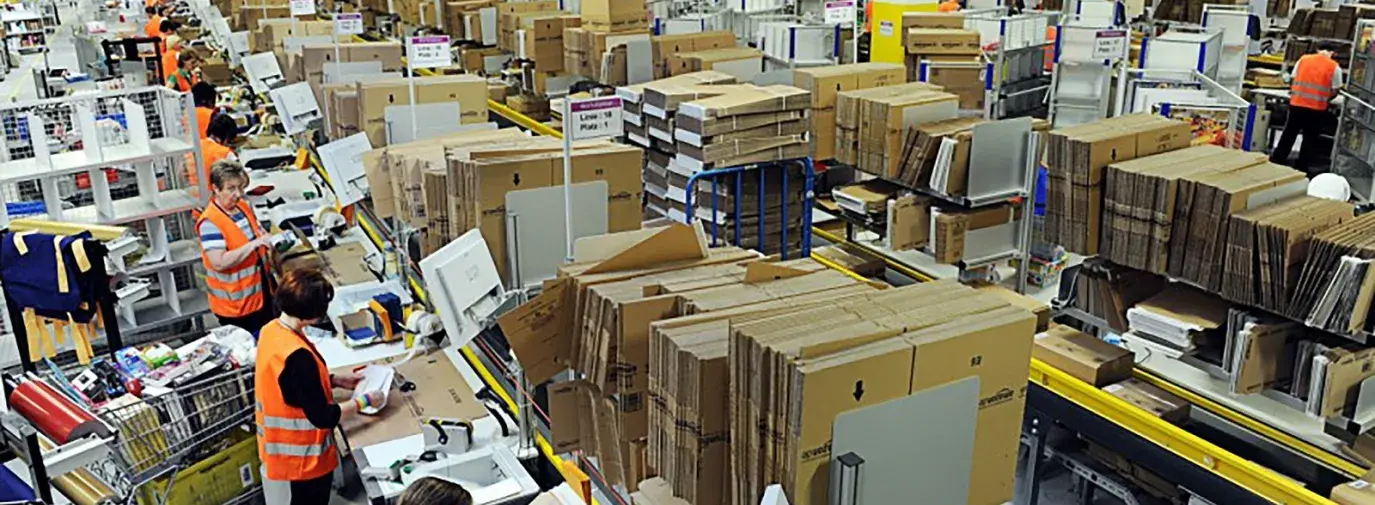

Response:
(566, 97), (624, 141)
(334, 13), (363, 36)
(407, 36), (453, 69)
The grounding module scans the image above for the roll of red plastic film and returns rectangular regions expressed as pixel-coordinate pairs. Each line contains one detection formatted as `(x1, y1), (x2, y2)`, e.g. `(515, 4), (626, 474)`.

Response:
(9, 379), (109, 444)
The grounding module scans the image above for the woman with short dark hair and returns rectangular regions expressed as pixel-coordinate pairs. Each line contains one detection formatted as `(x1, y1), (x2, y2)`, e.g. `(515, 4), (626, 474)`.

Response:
(255, 268), (382, 504)
(398, 477), (474, 505)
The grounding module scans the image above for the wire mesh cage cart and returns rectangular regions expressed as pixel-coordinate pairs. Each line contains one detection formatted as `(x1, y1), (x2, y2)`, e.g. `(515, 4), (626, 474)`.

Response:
(87, 365), (260, 505)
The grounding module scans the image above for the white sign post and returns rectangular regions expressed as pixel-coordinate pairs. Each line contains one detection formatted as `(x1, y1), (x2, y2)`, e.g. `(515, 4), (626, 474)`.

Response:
(405, 35), (452, 140)
(1092, 29), (1128, 60)
(289, 0), (313, 72)
(326, 12), (364, 136)
(561, 96), (624, 260)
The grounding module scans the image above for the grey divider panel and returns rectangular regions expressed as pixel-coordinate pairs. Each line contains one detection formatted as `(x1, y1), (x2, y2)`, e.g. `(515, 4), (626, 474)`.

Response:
(830, 376), (979, 505)
(505, 181), (609, 289)
(384, 103), (493, 144)
(967, 117), (1033, 204)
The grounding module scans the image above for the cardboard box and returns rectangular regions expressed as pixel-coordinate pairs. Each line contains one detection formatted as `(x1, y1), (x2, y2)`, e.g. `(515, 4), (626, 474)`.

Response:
(1032, 325), (1133, 386)
(356, 75), (488, 146)
(666, 47), (762, 76)
(906, 28), (982, 55)
(836, 82), (957, 178)
(652, 31), (736, 78)
(581, 0), (648, 30)
(792, 62), (906, 109)
(1103, 378), (1190, 424)
(200, 57), (232, 85)
(1333, 478), (1375, 505)
(902, 11), (965, 29)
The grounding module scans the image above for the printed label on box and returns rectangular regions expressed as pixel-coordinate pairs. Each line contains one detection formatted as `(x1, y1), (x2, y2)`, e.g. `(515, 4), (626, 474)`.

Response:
(408, 35), (452, 68)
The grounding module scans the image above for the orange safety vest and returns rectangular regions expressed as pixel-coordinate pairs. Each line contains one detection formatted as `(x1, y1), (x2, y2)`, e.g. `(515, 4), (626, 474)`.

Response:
(162, 50), (180, 82)
(167, 69), (197, 92)
(1291, 53), (1338, 111)
(143, 15), (161, 38)
(939, 0), (960, 12)
(255, 320), (339, 481)
(196, 106), (213, 139)
(1044, 26), (1057, 71)
(189, 138), (232, 192)
(197, 199), (266, 318)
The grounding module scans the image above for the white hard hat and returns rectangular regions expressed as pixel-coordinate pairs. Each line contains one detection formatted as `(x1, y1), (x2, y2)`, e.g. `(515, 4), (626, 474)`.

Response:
(1309, 173), (1352, 202)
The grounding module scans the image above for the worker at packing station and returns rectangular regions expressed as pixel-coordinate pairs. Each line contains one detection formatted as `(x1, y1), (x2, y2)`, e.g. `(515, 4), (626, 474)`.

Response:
(256, 268), (384, 505)
(156, 18), (178, 52)
(191, 113), (239, 191)
(1271, 40), (1345, 175)
(161, 34), (183, 85)
(198, 160), (276, 332)
(192, 81), (217, 139)
(166, 50), (200, 92)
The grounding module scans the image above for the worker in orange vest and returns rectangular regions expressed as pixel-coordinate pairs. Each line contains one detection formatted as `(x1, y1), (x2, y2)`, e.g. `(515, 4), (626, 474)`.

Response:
(160, 34), (182, 83)
(255, 268), (383, 504)
(192, 82), (217, 139)
(166, 50), (200, 92)
(939, 0), (961, 12)
(197, 113), (238, 187)
(1270, 40), (1344, 174)
(142, 6), (162, 38)
(197, 160), (275, 331)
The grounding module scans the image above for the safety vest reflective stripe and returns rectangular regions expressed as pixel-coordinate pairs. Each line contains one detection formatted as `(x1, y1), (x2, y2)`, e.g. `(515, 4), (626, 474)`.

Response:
(1296, 82), (1333, 93)
(1292, 89), (1331, 102)
(206, 265), (259, 283)
(262, 437), (335, 457)
(208, 282), (261, 301)
(1291, 54), (1337, 110)
(255, 402), (319, 431)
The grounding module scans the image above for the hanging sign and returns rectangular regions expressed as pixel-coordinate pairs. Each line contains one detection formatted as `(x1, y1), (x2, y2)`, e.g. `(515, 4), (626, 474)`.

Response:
(289, 0), (314, 16)
(825, 0), (856, 24)
(334, 12), (364, 35)
(407, 35), (453, 69)
(566, 97), (624, 141)
(1093, 29), (1128, 59)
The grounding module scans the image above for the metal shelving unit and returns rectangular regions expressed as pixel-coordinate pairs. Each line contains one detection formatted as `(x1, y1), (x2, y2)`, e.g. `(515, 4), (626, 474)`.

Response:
(1334, 19), (1375, 201)
(0, 86), (210, 340)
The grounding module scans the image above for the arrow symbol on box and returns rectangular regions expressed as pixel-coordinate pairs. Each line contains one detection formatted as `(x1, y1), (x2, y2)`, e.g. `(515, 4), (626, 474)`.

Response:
(853, 381), (864, 401)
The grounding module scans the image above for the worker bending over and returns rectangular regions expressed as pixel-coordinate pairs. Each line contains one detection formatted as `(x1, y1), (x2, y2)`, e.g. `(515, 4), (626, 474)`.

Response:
(1271, 40), (1344, 175)
(198, 161), (274, 332)
(192, 82), (217, 139)
(166, 50), (199, 92)
(256, 268), (382, 505)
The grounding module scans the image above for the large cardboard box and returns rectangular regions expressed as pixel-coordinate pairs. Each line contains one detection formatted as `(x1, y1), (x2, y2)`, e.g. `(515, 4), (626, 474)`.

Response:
(836, 82), (957, 178)
(356, 75), (488, 146)
(581, 0), (649, 31)
(1032, 325), (1133, 386)
(1333, 474), (1375, 505)
(652, 31), (736, 78)
(1103, 378), (1190, 424)
(665, 47), (762, 76)
(793, 63), (907, 161)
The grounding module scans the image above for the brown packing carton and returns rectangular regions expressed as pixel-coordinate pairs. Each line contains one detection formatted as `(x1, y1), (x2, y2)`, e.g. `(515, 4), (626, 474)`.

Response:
(973, 284), (1051, 331)
(925, 65), (983, 109)
(902, 11), (965, 29)
(523, 30), (566, 72)
(355, 75), (488, 146)
(1333, 473), (1375, 505)
(676, 135), (807, 164)
(199, 57), (232, 85)
(652, 31), (736, 77)
(581, 0), (648, 30)
(888, 194), (931, 251)
(1032, 325), (1133, 386)
(677, 85), (812, 119)
(933, 203), (1018, 264)
(792, 62), (906, 109)
(666, 47), (763, 76)
(905, 28), (982, 55)
(1102, 378), (1190, 424)
(836, 82), (956, 178)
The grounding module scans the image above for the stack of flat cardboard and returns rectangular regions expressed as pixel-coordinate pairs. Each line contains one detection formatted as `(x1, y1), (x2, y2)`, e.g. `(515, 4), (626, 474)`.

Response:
(1126, 283), (1229, 353)
(673, 85), (813, 254)
(564, 24), (651, 84)
(442, 0), (497, 41)
(1221, 196), (1353, 313)
(361, 128), (528, 247)
(499, 225), (877, 494)
(1072, 256), (1167, 333)
(1100, 145), (1268, 274)
(792, 63), (906, 161)
(1043, 114), (1192, 255)
(1287, 212), (1375, 333)
(1168, 162), (1307, 292)
(728, 279), (1036, 505)
(835, 82), (956, 178)
(616, 72), (738, 217)
(894, 116), (982, 192)
(665, 47), (763, 77)
(652, 32), (737, 79)
(581, 0), (650, 32)
(352, 75), (488, 147)
(255, 19), (342, 53)
(904, 28), (981, 81)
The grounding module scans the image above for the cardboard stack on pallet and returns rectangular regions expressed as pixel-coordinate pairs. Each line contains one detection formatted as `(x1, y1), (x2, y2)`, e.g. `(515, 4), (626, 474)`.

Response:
(792, 63), (905, 161)
(729, 279), (1037, 505)
(894, 116), (1048, 195)
(1042, 114), (1191, 255)
(562, 0), (651, 84)
(349, 75), (487, 147)
(836, 82), (957, 179)
(673, 84), (812, 255)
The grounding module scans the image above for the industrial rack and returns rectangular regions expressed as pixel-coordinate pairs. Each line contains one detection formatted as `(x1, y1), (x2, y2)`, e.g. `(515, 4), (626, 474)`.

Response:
(1333, 19), (1375, 201)
(0, 86), (210, 344)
